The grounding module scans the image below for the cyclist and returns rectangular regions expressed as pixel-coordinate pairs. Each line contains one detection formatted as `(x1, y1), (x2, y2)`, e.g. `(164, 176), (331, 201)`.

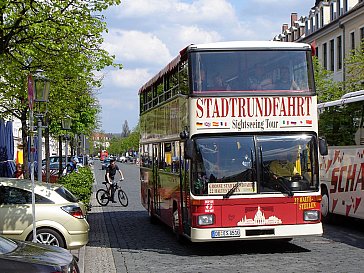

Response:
(105, 159), (125, 203)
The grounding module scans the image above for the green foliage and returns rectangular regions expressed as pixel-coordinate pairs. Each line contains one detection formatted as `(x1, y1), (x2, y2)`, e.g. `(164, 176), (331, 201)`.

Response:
(313, 57), (345, 102)
(57, 167), (94, 207)
(0, 1), (122, 175)
(345, 40), (364, 91)
(108, 123), (140, 155)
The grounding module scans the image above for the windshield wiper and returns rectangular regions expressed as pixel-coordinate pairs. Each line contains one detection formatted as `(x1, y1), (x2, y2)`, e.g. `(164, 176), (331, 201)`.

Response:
(274, 176), (294, 197)
(223, 180), (241, 199)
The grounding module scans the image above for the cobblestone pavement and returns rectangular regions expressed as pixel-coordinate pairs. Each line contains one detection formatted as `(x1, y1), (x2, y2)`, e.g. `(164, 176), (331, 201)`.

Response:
(74, 163), (364, 273)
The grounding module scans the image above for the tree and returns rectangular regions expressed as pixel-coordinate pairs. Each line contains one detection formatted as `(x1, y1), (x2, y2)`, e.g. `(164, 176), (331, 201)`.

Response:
(312, 56), (344, 103)
(121, 120), (130, 138)
(345, 40), (364, 91)
(108, 123), (140, 156)
(0, 1), (122, 177)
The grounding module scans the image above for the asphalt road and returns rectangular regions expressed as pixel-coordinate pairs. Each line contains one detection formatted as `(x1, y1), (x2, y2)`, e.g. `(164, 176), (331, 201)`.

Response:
(84, 160), (364, 273)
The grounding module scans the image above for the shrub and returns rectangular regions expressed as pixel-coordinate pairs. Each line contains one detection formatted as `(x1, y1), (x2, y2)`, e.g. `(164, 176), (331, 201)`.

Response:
(57, 166), (94, 209)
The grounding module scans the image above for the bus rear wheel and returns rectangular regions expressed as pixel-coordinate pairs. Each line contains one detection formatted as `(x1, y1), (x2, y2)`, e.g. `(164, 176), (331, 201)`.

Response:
(148, 195), (157, 224)
(172, 209), (184, 243)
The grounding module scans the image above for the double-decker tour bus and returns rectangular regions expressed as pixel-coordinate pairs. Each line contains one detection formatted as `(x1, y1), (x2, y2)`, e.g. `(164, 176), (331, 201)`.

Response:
(318, 90), (364, 221)
(139, 41), (327, 242)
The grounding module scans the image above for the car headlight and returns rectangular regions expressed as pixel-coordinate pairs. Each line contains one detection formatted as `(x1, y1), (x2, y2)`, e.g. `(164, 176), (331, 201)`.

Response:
(198, 214), (214, 226)
(303, 210), (320, 221)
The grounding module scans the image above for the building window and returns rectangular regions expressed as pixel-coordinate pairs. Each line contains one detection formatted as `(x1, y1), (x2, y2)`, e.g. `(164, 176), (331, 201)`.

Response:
(323, 43), (327, 69)
(344, 0), (348, 13)
(330, 39), (335, 71)
(315, 13), (319, 29)
(316, 47), (319, 58)
(337, 0), (341, 17)
(310, 17), (314, 32)
(361, 27), (364, 41)
(320, 7), (324, 27)
(330, 3), (335, 21)
(350, 32), (355, 51)
(337, 36), (342, 70)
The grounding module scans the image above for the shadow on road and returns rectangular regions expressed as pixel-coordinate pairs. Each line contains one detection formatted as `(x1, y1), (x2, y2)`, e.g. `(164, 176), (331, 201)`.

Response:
(323, 214), (364, 249)
(86, 209), (310, 256)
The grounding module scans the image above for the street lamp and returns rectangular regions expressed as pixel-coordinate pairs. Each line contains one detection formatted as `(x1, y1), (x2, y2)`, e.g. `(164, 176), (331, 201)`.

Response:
(34, 73), (50, 182)
(62, 115), (72, 169)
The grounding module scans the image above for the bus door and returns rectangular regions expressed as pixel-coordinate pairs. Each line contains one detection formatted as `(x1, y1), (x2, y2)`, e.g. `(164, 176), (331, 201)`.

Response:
(180, 141), (191, 235)
(152, 143), (161, 216)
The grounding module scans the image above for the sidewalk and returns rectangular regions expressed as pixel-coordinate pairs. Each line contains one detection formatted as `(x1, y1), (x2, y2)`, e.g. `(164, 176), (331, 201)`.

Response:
(71, 167), (117, 273)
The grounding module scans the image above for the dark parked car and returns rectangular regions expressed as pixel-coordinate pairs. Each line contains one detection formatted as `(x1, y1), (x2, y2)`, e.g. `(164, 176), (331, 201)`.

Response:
(101, 158), (111, 170)
(41, 156), (72, 166)
(0, 235), (79, 273)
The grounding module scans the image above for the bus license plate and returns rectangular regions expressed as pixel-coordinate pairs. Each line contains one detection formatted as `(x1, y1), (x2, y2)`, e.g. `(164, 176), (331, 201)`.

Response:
(211, 229), (240, 238)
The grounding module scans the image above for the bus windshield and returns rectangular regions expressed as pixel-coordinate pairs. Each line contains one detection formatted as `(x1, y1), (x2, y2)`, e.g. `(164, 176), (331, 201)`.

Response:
(190, 50), (313, 93)
(191, 134), (318, 196)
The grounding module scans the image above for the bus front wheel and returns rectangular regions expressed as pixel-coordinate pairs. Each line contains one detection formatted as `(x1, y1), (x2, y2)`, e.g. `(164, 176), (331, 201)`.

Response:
(321, 187), (331, 223)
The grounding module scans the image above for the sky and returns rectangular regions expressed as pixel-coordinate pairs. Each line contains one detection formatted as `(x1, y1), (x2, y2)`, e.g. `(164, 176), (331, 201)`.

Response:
(99, 0), (315, 133)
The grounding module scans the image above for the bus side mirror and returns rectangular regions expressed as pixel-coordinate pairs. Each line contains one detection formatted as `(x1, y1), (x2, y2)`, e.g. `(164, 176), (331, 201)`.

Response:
(319, 137), (328, 156)
(184, 139), (195, 159)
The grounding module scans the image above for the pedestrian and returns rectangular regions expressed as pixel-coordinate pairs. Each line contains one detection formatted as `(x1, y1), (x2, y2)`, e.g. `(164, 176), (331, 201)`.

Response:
(65, 157), (79, 175)
(13, 163), (24, 179)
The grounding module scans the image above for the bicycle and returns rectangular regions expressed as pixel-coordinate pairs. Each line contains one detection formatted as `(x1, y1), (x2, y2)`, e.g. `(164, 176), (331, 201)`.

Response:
(96, 179), (128, 207)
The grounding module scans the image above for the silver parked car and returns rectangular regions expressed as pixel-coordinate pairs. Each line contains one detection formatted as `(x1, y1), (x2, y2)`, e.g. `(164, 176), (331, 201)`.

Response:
(0, 178), (89, 250)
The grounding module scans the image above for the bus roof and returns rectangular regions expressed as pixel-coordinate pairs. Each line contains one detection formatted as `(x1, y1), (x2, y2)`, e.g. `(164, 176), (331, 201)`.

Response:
(138, 41), (311, 94)
(318, 90), (364, 108)
(188, 41), (311, 51)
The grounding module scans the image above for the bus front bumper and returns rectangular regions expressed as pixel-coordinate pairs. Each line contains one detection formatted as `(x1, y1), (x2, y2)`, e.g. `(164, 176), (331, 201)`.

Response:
(190, 223), (323, 242)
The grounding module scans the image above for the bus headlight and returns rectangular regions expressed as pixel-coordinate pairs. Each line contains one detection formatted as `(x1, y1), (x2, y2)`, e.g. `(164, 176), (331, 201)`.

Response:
(303, 210), (320, 221)
(198, 214), (214, 226)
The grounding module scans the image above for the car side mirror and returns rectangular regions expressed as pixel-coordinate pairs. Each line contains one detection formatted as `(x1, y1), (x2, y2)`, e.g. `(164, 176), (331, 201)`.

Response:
(319, 137), (328, 156)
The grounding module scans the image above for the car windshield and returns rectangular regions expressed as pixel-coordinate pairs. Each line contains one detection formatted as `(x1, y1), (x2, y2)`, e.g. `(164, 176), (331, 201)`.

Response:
(191, 134), (318, 196)
(55, 186), (79, 202)
(0, 236), (17, 254)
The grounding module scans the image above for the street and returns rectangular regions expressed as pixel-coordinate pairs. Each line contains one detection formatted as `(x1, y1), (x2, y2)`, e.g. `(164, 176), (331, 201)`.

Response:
(83, 160), (364, 273)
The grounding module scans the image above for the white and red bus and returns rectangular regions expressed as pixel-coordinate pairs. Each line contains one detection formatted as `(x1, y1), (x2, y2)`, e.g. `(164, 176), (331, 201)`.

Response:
(139, 41), (327, 242)
(100, 150), (108, 161)
(318, 90), (364, 221)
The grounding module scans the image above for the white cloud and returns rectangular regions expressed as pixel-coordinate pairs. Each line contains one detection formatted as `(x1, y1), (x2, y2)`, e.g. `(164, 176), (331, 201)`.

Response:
(108, 68), (152, 89)
(103, 29), (173, 65)
(114, 0), (236, 24)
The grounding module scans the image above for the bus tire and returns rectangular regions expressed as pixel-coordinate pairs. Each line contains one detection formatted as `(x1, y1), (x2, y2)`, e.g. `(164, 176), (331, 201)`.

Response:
(148, 195), (157, 224)
(321, 186), (331, 223)
(172, 209), (180, 240)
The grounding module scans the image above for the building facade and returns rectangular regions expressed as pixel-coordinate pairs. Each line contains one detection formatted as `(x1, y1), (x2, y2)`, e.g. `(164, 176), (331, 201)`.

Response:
(274, 0), (364, 84)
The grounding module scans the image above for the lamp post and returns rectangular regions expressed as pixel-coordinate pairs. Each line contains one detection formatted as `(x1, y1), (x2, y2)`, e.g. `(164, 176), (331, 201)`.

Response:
(62, 116), (72, 169)
(34, 73), (50, 182)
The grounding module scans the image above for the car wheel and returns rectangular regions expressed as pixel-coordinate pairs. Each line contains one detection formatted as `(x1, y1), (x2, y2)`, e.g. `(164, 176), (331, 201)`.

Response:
(27, 228), (65, 248)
